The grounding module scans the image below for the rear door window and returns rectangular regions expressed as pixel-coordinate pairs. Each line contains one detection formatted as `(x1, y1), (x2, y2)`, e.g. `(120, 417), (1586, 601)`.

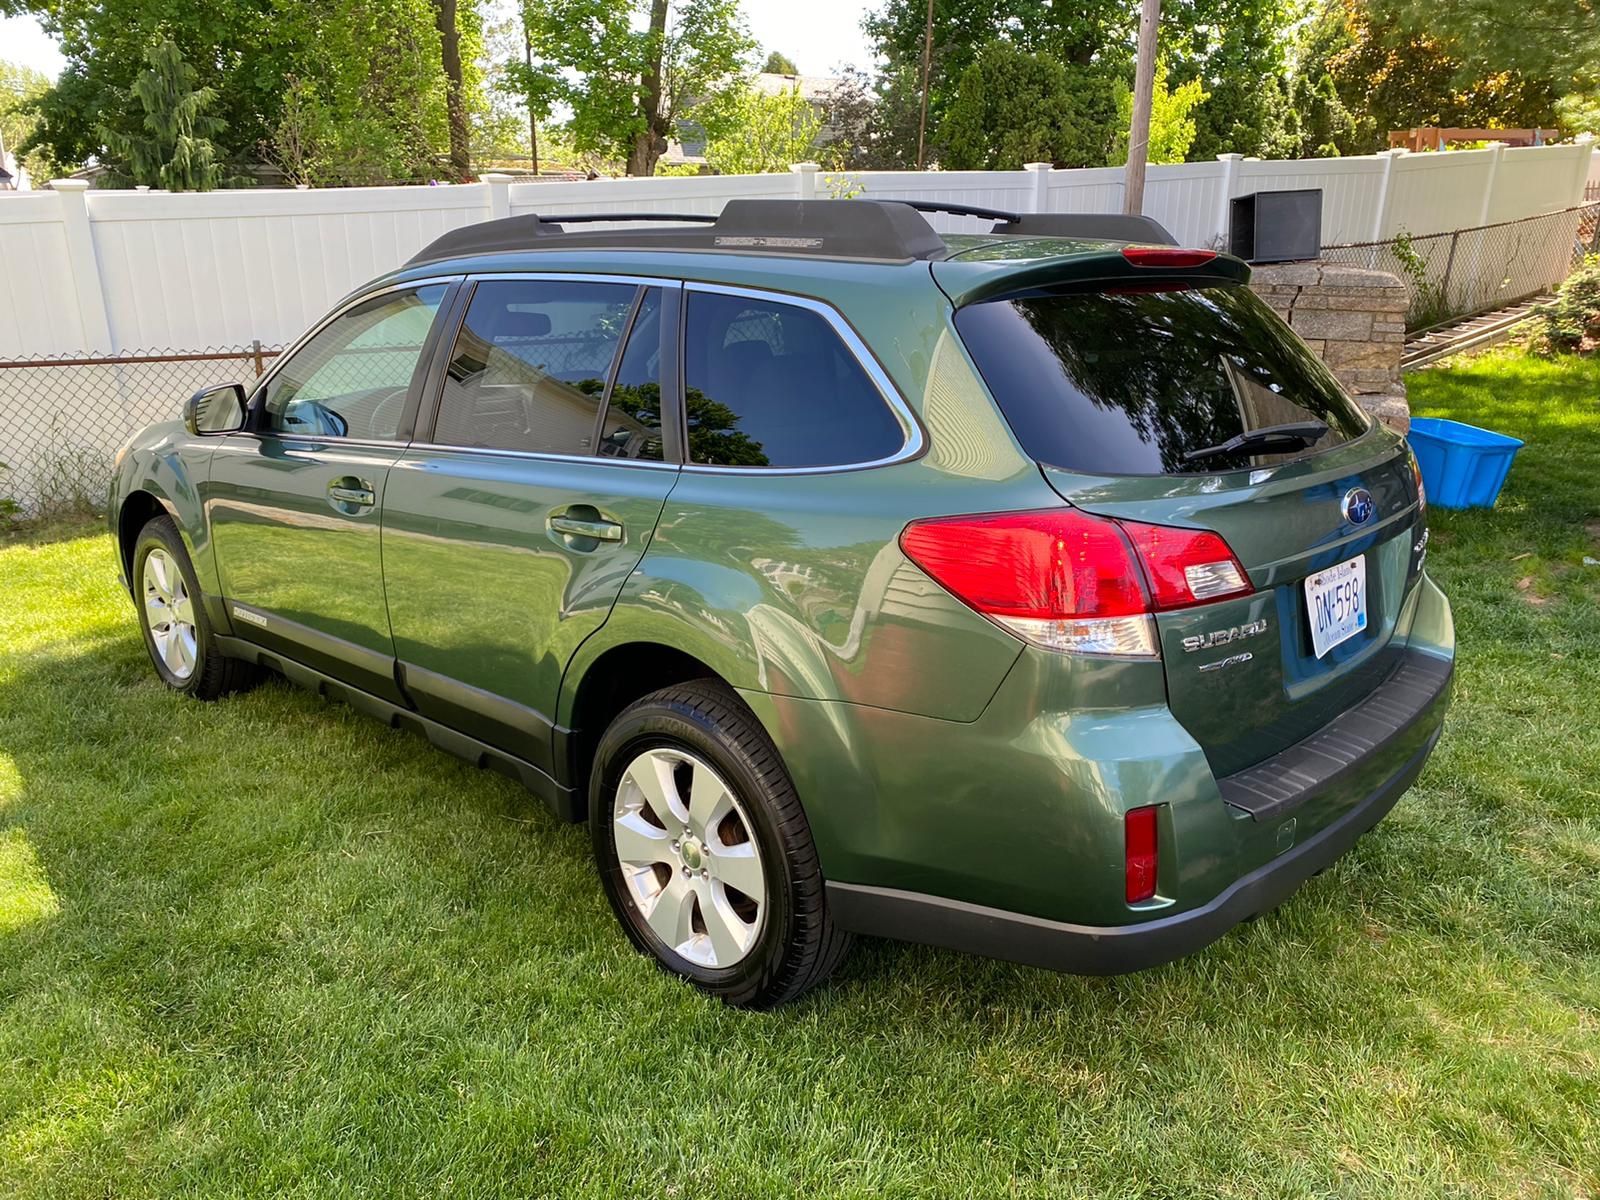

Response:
(596, 288), (667, 462)
(953, 284), (1371, 476)
(433, 279), (636, 455)
(683, 291), (904, 468)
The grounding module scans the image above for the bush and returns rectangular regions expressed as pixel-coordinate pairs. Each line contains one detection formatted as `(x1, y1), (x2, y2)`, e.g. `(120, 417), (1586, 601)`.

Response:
(1530, 256), (1600, 355)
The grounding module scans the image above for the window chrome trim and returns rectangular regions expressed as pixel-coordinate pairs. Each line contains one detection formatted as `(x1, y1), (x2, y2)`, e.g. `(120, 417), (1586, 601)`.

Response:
(402, 442), (683, 471)
(247, 274), (466, 408)
(677, 280), (926, 475)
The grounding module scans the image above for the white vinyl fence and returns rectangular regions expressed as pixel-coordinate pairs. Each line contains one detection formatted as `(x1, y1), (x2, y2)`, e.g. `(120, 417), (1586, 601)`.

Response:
(2, 139), (1594, 359)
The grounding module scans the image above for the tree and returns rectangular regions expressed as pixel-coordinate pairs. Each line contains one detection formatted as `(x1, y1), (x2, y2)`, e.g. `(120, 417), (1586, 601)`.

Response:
(762, 50), (799, 75)
(1112, 59), (1207, 165)
(100, 38), (225, 190)
(5, 0), (481, 184)
(1, 60), (56, 181)
(705, 85), (822, 173)
(1289, 0), (1560, 157)
(942, 41), (1119, 169)
(1162, 0), (1300, 159)
(864, 0), (1135, 165)
(1371, 0), (1600, 89)
(433, 0), (472, 180)
(530, 0), (753, 177)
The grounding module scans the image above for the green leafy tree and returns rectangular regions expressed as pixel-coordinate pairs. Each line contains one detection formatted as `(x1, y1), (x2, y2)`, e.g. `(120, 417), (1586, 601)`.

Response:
(1, 59), (57, 181)
(529, 0), (753, 176)
(1289, 0), (1560, 156)
(942, 41), (1119, 169)
(864, 0), (1134, 165)
(705, 85), (823, 173)
(100, 39), (225, 190)
(1371, 0), (1599, 89)
(1163, 0), (1300, 159)
(4, 0), (480, 184)
(762, 50), (799, 75)
(1112, 59), (1208, 164)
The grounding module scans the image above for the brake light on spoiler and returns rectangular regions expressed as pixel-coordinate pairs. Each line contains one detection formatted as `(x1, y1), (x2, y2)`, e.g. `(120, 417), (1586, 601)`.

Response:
(1121, 246), (1218, 268)
(899, 508), (1252, 658)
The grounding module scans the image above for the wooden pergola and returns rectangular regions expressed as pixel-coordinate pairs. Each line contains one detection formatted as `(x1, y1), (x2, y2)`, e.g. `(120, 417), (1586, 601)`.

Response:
(1388, 127), (1552, 152)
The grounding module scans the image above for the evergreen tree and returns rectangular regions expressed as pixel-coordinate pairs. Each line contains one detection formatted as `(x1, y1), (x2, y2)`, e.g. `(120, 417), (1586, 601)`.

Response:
(100, 38), (224, 190)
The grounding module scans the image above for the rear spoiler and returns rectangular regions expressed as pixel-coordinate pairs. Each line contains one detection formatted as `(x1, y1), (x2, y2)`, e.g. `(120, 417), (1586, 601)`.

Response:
(989, 213), (1177, 244)
(933, 247), (1252, 307)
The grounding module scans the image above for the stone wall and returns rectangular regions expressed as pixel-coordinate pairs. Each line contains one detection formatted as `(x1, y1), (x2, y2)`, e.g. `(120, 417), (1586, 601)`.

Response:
(1250, 262), (1410, 434)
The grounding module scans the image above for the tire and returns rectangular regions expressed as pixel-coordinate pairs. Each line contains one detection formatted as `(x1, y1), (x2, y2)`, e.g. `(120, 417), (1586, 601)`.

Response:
(590, 680), (851, 1008)
(132, 515), (258, 700)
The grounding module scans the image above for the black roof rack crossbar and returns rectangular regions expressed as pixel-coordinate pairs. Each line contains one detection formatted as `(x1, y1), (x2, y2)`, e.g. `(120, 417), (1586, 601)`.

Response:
(897, 199), (1024, 223)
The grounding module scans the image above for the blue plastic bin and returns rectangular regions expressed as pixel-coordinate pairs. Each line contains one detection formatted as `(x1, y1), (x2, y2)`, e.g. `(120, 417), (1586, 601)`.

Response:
(1406, 417), (1524, 509)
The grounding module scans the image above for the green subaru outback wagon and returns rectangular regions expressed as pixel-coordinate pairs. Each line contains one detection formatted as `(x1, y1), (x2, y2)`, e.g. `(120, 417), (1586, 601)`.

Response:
(109, 199), (1453, 1007)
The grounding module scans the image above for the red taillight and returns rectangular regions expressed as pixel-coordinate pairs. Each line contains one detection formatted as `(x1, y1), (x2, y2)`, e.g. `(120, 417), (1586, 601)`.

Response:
(1121, 246), (1217, 268)
(899, 508), (1252, 656)
(1125, 805), (1160, 903)
(1406, 446), (1427, 512)
(1118, 521), (1252, 610)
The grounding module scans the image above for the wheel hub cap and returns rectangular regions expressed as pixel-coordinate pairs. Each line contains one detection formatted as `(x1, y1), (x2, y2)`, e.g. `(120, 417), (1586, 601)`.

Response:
(611, 747), (767, 969)
(142, 548), (198, 681)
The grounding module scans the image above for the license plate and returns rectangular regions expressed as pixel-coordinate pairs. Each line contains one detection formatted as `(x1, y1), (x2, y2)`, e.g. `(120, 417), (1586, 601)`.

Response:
(1304, 555), (1368, 658)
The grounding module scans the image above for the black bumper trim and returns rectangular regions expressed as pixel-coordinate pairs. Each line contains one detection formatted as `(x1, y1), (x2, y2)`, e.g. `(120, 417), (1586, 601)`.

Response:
(1218, 650), (1454, 822)
(827, 724), (1442, 976)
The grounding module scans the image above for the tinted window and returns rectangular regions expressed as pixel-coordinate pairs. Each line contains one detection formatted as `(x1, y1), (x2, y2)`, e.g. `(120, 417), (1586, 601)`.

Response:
(596, 288), (665, 462)
(954, 285), (1371, 476)
(684, 292), (903, 468)
(264, 285), (447, 439)
(434, 279), (636, 455)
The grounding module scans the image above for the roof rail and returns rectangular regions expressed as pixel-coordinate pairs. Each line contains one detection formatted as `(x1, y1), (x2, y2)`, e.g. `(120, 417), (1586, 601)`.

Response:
(402, 198), (1183, 269)
(406, 199), (947, 266)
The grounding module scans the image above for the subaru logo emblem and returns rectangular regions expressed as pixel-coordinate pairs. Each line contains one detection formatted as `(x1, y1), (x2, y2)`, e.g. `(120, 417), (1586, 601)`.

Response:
(1342, 487), (1376, 525)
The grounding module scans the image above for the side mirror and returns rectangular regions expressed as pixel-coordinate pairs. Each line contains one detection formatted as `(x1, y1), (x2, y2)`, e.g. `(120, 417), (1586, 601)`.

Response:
(183, 383), (248, 436)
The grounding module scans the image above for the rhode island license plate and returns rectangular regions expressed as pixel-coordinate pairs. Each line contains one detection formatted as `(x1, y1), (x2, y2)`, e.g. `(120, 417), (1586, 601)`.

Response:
(1304, 555), (1368, 658)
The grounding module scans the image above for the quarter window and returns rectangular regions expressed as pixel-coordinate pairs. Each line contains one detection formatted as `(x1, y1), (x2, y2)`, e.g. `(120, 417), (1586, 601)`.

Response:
(433, 279), (637, 455)
(596, 288), (666, 462)
(263, 285), (447, 440)
(683, 292), (904, 468)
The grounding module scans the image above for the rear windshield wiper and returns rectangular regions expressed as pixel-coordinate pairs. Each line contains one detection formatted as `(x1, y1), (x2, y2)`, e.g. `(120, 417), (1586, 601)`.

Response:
(1183, 420), (1328, 464)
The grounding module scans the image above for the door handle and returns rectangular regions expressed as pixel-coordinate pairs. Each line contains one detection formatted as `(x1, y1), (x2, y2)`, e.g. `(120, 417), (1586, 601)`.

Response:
(328, 480), (376, 507)
(549, 514), (624, 542)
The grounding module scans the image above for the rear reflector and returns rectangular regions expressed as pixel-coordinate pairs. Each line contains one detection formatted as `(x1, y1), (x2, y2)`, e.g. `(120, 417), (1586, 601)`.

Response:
(1125, 805), (1160, 903)
(1121, 246), (1218, 268)
(899, 508), (1252, 657)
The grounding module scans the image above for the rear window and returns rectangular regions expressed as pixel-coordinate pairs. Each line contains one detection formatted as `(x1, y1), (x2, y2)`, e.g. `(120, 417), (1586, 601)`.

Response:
(954, 285), (1371, 476)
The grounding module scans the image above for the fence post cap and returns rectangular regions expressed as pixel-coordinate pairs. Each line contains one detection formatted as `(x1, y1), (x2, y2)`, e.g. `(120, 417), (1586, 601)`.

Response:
(1022, 161), (1052, 171)
(49, 178), (91, 192)
(1575, 132), (1597, 144)
(789, 161), (820, 173)
(481, 172), (515, 183)
(1215, 153), (1245, 162)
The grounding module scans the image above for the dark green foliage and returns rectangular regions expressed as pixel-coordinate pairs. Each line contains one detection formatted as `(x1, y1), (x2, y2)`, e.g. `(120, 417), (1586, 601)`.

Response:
(98, 39), (224, 191)
(942, 41), (1118, 169)
(1531, 258), (1600, 355)
(761, 50), (798, 75)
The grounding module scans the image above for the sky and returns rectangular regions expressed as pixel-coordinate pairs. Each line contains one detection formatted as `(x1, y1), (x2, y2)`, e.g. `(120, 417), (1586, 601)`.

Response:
(0, 2), (878, 80)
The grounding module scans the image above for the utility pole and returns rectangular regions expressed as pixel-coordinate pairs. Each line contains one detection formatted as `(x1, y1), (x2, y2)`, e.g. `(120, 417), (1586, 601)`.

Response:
(1123, 0), (1160, 215)
(915, 0), (934, 169)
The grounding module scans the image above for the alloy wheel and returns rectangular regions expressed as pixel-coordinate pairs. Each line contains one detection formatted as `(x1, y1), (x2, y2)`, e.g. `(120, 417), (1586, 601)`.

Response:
(611, 746), (768, 969)
(142, 547), (198, 680)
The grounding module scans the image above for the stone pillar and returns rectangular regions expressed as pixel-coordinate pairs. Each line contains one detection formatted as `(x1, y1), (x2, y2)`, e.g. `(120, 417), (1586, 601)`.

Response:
(1250, 262), (1410, 434)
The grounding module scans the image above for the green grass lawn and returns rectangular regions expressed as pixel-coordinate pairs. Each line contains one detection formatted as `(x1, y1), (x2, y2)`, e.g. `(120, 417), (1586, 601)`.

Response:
(3, 347), (1598, 1198)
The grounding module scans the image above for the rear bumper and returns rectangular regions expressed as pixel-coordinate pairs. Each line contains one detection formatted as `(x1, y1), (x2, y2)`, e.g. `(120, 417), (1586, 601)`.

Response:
(828, 708), (1443, 974)
(827, 627), (1453, 974)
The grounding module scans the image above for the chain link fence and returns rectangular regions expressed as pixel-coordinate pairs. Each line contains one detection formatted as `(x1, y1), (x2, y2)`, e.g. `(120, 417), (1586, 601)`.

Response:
(0, 345), (280, 518)
(1322, 202), (1600, 332)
